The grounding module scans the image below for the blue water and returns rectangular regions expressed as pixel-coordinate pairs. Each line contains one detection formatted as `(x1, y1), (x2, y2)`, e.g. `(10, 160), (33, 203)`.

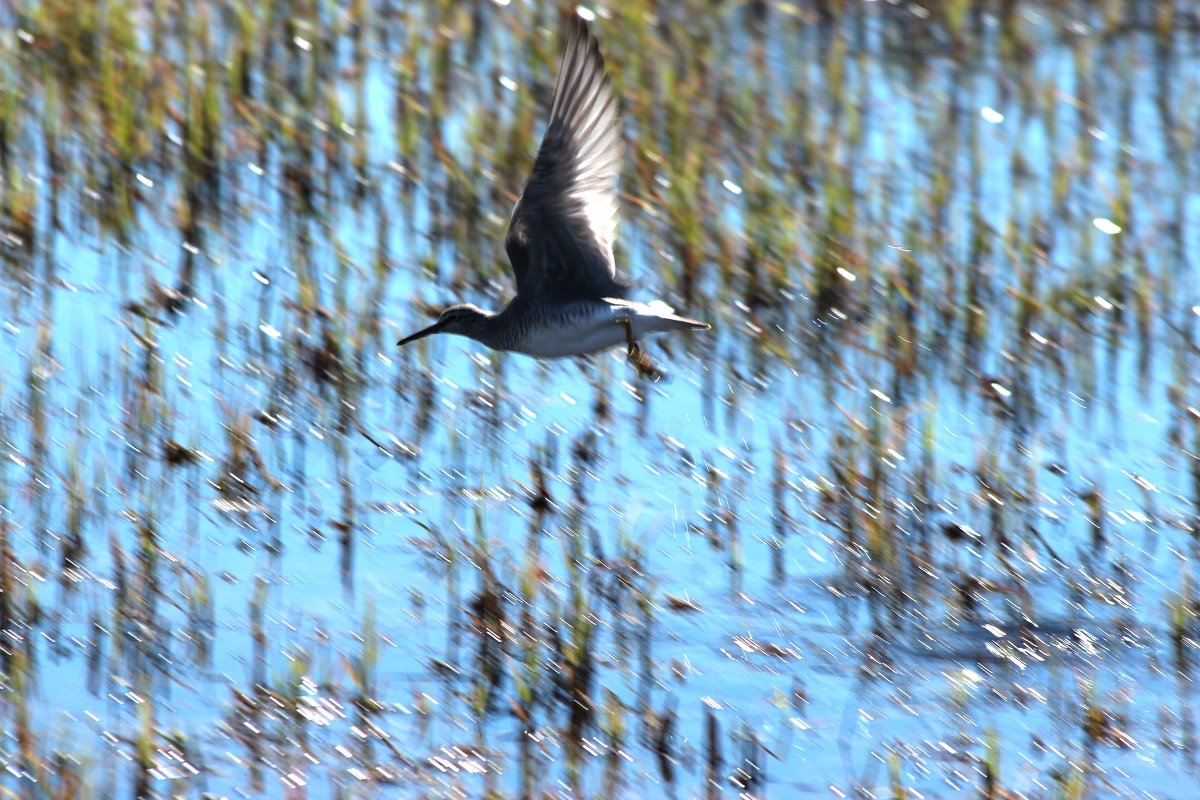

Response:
(3, 3), (1200, 798)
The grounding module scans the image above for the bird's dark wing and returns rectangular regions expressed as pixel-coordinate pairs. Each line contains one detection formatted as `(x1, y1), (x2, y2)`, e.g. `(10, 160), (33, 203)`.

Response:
(504, 16), (628, 301)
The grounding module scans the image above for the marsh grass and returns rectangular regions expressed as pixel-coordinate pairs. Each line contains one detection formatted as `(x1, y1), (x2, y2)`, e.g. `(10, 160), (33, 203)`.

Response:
(0, 0), (1199, 797)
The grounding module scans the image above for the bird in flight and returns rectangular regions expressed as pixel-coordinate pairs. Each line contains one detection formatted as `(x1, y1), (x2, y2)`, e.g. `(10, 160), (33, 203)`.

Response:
(397, 15), (708, 372)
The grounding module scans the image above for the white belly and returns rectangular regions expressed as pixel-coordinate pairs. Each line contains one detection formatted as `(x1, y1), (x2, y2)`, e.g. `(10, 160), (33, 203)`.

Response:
(519, 313), (631, 358)
(515, 301), (689, 359)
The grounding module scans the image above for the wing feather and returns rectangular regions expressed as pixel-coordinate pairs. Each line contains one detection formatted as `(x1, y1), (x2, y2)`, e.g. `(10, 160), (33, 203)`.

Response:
(504, 17), (627, 301)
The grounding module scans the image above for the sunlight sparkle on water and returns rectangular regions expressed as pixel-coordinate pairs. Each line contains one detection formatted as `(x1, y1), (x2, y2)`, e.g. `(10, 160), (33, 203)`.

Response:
(2, 6), (1196, 799)
(980, 106), (1004, 124)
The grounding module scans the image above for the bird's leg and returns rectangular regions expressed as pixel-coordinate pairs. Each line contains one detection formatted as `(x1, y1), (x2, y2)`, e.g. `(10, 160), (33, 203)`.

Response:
(619, 316), (640, 360)
(619, 316), (663, 381)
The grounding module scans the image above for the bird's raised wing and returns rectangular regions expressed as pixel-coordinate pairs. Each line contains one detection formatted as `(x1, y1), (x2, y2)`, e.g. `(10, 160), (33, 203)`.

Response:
(504, 16), (628, 301)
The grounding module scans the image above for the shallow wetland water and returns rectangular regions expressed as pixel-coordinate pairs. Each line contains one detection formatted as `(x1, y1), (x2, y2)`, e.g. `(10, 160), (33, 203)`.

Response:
(2, 1), (1200, 797)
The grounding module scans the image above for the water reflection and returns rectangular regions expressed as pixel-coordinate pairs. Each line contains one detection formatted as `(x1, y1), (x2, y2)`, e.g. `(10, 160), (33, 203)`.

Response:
(2, 1), (1199, 798)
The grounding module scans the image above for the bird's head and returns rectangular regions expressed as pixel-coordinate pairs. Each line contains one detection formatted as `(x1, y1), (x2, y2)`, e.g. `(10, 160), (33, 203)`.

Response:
(397, 303), (490, 346)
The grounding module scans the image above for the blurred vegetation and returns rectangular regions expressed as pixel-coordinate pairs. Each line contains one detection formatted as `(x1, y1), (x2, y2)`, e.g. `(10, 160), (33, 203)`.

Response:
(0, 0), (1198, 797)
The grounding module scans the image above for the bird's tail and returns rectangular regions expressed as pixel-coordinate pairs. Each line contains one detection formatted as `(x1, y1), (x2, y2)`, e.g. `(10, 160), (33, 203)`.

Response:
(645, 300), (710, 330)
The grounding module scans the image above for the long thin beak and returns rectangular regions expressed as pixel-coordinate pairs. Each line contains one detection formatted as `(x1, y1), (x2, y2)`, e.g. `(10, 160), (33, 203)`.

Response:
(397, 320), (445, 346)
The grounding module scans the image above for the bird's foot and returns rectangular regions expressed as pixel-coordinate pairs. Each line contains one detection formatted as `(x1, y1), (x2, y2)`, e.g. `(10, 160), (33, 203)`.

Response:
(628, 345), (667, 381)
(618, 316), (664, 380)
